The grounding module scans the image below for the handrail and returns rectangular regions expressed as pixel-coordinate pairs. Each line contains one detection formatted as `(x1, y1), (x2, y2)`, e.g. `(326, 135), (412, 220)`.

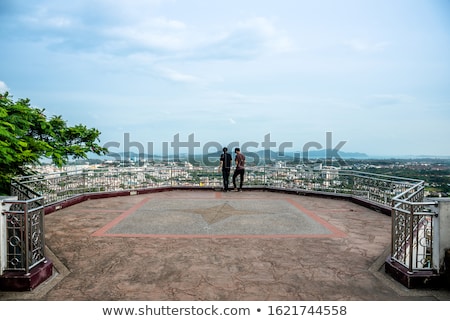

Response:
(10, 165), (436, 274)
(13, 166), (422, 205)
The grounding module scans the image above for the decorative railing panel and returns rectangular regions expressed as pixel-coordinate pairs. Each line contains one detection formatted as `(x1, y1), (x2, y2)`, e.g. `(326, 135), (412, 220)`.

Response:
(15, 167), (422, 207)
(2, 182), (45, 272)
(391, 183), (438, 272)
(13, 165), (436, 274)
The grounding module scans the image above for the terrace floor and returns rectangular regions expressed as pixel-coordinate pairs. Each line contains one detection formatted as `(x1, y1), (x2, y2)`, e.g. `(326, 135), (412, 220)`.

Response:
(1, 189), (449, 300)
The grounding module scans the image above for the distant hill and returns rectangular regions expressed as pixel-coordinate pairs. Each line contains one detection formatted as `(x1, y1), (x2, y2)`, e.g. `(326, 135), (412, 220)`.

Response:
(105, 150), (368, 162)
(255, 150), (369, 160)
(94, 150), (449, 163)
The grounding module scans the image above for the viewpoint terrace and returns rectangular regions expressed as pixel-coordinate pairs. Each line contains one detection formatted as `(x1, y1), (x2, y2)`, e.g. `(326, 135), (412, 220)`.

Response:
(1, 163), (449, 300)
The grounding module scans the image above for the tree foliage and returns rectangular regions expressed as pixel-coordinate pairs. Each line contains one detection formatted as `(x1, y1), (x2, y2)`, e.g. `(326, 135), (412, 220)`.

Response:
(0, 92), (108, 193)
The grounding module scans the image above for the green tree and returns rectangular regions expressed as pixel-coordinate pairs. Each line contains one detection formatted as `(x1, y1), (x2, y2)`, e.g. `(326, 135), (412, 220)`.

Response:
(0, 92), (108, 194)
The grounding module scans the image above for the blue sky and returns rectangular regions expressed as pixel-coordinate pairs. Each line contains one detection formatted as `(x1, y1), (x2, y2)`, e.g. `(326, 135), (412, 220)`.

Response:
(1, 0), (449, 157)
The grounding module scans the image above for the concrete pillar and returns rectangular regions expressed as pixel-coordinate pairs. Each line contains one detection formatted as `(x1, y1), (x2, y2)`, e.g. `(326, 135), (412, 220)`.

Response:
(436, 198), (450, 272)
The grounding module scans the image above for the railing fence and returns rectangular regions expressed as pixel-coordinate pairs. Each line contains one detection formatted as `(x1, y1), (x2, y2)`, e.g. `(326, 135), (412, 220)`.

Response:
(7, 165), (438, 275)
(391, 183), (439, 272)
(1, 181), (46, 273)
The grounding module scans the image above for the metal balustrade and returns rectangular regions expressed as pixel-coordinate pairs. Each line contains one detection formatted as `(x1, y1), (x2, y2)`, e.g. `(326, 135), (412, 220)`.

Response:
(1, 181), (46, 272)
(390, 182), (439, 272)
(14, 166), (422, 206)
(7, 165), (437, 276)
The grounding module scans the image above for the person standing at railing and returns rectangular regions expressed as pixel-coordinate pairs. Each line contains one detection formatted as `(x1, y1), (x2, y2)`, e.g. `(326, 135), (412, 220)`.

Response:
(218, 147), (232, 192)
(232, 147), (246, 192)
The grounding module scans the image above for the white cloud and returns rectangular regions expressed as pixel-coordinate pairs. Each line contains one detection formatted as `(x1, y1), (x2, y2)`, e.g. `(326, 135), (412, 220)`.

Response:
(195, 17), (294, 60)
(95, 0), (167, 20)
(366, 94), (415, 107)
(0, 80), (9, 93)
(345, 39), (390, 52)
(99, 15), (294, 62)
(235, 17), (294, 53)
(203, 91), (273, 106)
(12, 1), (294, 63)
(105, 17), (189, 52)
(20, 5), (75, 29)
(159, 67), (199, 83)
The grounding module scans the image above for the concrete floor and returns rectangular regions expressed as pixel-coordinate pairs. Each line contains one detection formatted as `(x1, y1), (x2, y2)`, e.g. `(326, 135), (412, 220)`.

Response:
(1, 190), (449, 301)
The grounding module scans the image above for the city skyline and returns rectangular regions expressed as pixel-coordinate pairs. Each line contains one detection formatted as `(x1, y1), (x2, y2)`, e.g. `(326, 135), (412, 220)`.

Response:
(1, 0), (449, 157)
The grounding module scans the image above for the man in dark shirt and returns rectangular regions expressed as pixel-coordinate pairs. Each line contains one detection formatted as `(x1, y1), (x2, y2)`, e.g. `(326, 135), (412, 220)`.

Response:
(218, 147), (232, 191)
(232, 147), (245, 192)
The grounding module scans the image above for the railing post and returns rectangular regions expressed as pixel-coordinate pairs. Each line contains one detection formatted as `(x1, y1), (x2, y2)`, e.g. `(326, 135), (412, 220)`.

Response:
(24, 201), (30, 275)
(0, 197), (16, 276)
(0, 201), (4, 276)
(408, 204), (414, 273)
(390, 199), (395, 263)
(263, 165), (266, 186)
(83, 171), (87, 192)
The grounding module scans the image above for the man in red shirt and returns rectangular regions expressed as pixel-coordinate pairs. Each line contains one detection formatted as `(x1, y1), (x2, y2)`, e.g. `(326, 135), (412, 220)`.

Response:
(232, 147), (245, 191)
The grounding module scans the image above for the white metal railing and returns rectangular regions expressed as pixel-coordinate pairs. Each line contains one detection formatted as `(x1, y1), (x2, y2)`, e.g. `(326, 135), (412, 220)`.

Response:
(1, 182), (46, 273)
(14, 166), (421, 208)
(390, 182), (439, 272)
(11, 165), (436, 274)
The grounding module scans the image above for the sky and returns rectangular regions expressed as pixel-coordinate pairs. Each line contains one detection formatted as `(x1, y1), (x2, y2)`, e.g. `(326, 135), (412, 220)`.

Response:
(1, 0), (449, 158)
